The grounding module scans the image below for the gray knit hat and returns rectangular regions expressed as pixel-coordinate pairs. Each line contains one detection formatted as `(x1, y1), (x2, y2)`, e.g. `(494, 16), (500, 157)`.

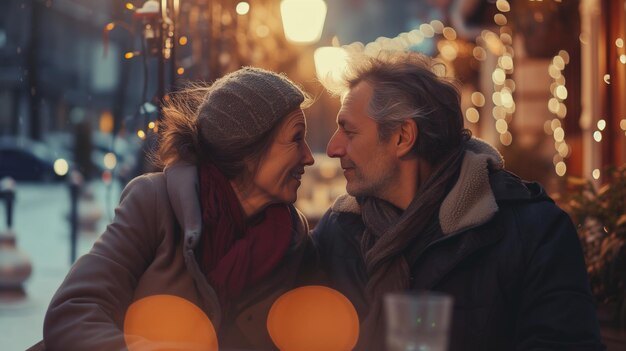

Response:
(196, 67), (305, 150)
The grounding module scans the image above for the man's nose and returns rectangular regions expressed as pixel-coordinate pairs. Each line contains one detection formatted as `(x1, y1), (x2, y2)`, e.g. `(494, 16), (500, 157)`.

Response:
(326, 130), (344, 158)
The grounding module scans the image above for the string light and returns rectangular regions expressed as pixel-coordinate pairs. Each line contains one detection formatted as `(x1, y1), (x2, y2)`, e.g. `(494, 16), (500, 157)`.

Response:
(548, 51), (570, 176)
(592, 169), (601, 180)
(137, 130), (146, 140)
(236, 2), (250, 16)
(593, 131), (602, 142)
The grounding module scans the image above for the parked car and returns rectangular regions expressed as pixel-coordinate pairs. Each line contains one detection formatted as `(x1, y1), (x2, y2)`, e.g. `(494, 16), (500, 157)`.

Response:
(0, 136), (71, 182)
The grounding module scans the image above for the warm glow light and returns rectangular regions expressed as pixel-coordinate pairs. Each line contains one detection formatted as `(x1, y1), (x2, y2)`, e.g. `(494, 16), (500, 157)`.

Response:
(483, 31), (505, 55)
(177, 67), (185, 75)
(551, 118), (562, 131)
(554, 127), (565, 142)
(617, 38), (624, 48)
(99, 111), (114, 134)
(236, 2), (250, 15)
(593, 131), (602, 142)
(473, 46), (487, 61)
(440, 43), (458, 61)
(466, 107), (480, 123)
(280, 0), (327, 44)
(544, 121), (554, 135)
(268, 286), (359, 351)
(443, 27), (457, 40)
(500, 33), (513, 45)
(471, 92), (485, 107)
(558, 50), (570, 64)
(124, 295), (218, 351)
(620, 119), (626, 130)
(620, 55), (626, 64)
(420, 24), (435, 37)
(500, 91), (513, 108)
(496, 119), (508, 133)
(549, 98), (560, 113)
(492, 92), (502, 106)
(558, 143), (569, 157)
(53, 159), (69, 176)
(494, 14), (507, 26)
(493, 106), (506, 120)
(125, 3), (135, 10)
(555, 161), (567, 176)
(103, 153), (117, 170)
(137, 130), (146, 140)
(178, 36), (188, 45)
(430, 20), (444, 33)
(500, 131), (512, 146)
(604, 74), (611, 84)
(549, 65), (562, 79)
(556, 103), (567, 118)
(597, 119), (606, 131)
(105, 22), (115, 31)
(496, 0), (511, 12)
(492, 68), (506, 85)
(592, 169), (601, 179)
(555, 85), (568, 100)
(553, 56), (565, 70)
(148, 121), (156, 129)
(499, 56), (513, 70)
(124, 52), (135, 59)
(314, 47), (348, 89)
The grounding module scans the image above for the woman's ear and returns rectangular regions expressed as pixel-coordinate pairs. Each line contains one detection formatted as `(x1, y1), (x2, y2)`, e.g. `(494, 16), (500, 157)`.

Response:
(396, 119), (418, 158)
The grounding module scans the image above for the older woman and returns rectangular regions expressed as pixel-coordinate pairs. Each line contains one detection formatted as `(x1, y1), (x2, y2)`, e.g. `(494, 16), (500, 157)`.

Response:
(43, 67), (316, 350)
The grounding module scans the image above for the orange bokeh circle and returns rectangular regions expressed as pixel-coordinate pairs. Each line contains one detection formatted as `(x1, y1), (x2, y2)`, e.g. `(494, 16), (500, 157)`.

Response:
(267, 285), (359, 351)
(124, 294), (218, 351)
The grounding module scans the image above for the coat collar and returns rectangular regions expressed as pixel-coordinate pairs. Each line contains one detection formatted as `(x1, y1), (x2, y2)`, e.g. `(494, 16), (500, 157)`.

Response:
(163, 161), (203, 249)
(331, 137), (504, 235)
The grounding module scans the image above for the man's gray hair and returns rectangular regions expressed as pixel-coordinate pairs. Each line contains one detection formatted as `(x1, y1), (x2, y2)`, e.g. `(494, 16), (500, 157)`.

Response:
(336, 51), (471, 165)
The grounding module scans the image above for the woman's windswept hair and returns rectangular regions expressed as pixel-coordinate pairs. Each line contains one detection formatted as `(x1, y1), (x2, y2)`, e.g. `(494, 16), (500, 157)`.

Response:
(153, 82), (208, 168)
(334, 51), (471, 165)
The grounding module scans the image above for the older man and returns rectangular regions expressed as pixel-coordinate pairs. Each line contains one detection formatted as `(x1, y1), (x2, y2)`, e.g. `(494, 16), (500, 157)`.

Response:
(313, 52), (603, 351)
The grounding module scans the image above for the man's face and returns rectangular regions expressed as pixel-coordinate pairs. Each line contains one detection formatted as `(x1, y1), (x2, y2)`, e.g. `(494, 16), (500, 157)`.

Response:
(326, 81), (399, 198)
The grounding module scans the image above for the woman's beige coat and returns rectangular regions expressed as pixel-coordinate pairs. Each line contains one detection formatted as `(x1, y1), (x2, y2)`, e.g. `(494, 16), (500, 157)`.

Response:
(43, 163), (312, 351)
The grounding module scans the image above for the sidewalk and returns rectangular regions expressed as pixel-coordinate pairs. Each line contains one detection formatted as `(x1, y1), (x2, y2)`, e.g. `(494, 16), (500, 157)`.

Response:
(0, 180), (122, 351)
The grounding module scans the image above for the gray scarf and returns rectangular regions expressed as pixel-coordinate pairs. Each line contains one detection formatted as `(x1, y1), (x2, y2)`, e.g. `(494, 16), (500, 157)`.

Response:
(356, 146), (466, 351)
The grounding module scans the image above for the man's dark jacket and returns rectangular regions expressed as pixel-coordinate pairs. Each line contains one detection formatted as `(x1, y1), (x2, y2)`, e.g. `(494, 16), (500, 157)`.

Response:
(312, 142), (604, 351)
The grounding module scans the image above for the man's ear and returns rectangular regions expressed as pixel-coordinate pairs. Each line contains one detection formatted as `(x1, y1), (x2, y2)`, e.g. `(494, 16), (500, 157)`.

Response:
(395, 119), (418, 158)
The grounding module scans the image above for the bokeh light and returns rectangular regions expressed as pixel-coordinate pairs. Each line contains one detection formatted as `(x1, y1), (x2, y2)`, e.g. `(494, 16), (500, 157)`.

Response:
(267, 286), (359, 351)
(465, 107), (480, 123)
(53, 159), (69, 176)
(103, 153), (117, 170)
(593, 169), (601, 180)
(593, 131), (602, 142)
(124, 295), (218, 351)
(555, 161), (567, 177)
(236, 2), (250, 15)
(597, 119), (606, 131)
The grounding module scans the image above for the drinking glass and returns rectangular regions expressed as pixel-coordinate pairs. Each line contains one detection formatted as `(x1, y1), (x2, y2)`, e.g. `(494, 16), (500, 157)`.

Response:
(384, 291), (453, 351)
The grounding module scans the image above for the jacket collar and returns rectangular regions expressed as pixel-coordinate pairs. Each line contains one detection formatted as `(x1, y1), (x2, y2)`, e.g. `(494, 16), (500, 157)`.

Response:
(331, 137), (504, 235)
(163, 161), (204, 249)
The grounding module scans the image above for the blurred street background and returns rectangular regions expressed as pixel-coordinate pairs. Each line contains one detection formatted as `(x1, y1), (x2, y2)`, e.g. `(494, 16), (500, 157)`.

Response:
(0, 0), (625, 349)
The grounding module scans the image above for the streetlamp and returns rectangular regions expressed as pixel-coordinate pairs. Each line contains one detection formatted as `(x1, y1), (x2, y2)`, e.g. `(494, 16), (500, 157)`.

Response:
(314, 46), (349, 90)
(280, 0), (327, 44)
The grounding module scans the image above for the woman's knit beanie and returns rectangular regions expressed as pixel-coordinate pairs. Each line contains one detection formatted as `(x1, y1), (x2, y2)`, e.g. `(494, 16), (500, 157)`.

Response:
(196, 67), (305, 150)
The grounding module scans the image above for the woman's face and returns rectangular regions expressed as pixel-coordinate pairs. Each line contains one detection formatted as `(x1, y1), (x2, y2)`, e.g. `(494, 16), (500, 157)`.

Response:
(249, 109), (315, 205)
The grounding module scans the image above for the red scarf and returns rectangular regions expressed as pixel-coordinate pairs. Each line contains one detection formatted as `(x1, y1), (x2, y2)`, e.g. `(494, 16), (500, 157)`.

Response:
(196, 161), (293, 307)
